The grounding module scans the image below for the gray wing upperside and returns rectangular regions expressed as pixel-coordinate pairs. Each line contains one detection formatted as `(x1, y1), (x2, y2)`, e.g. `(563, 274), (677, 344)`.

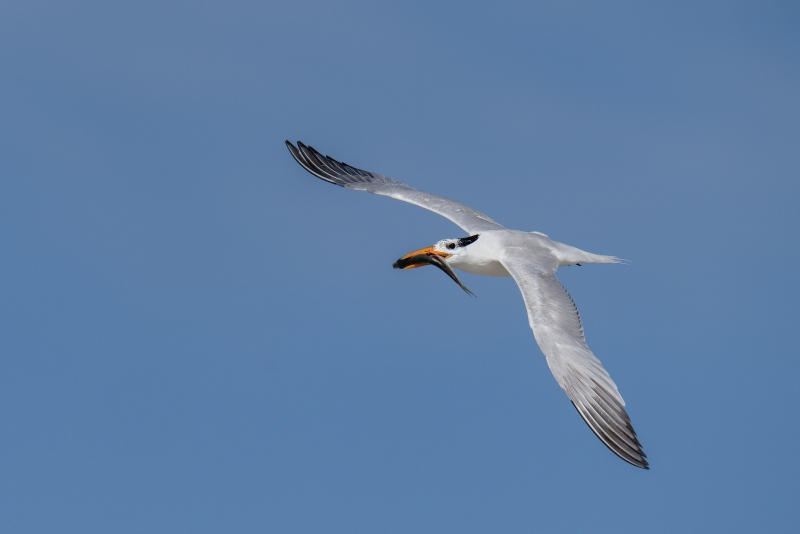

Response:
(286, 141), (505, 234)
(499, 251), (648, 469)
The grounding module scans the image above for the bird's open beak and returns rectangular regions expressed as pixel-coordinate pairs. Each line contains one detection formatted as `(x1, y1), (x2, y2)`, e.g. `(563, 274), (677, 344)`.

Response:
(392, 247), (475, 296)
(392, 246), (449, 269)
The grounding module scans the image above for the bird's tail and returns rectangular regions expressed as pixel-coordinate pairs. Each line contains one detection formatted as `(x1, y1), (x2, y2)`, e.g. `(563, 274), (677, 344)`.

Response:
(554, 243), (628, 266)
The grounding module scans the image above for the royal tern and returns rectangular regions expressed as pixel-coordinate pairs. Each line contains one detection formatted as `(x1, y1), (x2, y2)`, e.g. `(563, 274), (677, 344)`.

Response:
(286, 141), (648, 469)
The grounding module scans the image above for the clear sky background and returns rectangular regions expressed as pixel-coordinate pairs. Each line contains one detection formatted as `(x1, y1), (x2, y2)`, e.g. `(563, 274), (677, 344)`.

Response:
(2, 2), (798, 532)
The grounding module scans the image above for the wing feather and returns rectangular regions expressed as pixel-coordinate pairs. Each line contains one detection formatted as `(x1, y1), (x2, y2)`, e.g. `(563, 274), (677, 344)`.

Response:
(500, 252), (648, 469)
(286, 141), (505, 234)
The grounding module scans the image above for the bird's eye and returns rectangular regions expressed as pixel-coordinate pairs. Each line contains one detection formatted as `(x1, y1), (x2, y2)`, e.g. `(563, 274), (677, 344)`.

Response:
(446, 242), (456, 250)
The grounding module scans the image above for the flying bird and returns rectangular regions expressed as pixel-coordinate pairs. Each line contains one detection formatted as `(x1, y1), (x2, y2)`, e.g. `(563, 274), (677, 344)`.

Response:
(285, 140), (648, 469)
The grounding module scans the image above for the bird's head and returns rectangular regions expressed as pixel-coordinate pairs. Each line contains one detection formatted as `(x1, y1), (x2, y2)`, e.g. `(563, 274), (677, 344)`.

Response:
(392, 235), (479, 296)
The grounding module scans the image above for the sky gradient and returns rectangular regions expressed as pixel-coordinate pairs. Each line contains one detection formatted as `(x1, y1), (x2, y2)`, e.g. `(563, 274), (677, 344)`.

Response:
(2, 2), (799, 532)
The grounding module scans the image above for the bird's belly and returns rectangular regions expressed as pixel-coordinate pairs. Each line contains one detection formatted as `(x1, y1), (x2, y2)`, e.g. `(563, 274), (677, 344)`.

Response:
(455, 261), (511, 277)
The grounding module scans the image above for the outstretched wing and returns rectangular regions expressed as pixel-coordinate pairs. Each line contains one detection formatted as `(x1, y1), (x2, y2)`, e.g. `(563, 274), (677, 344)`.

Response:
(286, 141), (505, 234)
(499, 251), (648, 469)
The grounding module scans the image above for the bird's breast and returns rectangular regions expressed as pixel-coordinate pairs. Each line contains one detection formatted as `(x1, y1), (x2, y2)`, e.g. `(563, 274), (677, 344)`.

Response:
(451, 259), (511, 277)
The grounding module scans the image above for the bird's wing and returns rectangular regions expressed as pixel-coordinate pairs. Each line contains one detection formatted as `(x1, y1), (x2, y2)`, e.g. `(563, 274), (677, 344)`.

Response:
(499, 249), (648, 469)
(286, 141), (505, 234)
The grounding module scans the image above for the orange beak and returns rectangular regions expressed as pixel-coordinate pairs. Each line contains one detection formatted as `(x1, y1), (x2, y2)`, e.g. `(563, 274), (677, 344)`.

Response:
(391, 246), (451, 270)
(392, 246), (475, 297)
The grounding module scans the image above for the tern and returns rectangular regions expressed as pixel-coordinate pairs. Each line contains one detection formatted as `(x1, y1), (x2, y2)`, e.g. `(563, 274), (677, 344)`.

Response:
(286, 141), (648, 469)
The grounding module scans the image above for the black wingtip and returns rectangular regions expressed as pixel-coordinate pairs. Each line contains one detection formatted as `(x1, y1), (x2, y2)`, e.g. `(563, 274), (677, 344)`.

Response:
(569, 400), (649, 469)
(286, 140), (393, 191)
(285, 140), (340, 184)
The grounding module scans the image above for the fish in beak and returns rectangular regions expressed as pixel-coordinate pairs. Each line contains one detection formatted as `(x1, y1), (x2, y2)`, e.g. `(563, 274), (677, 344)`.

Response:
(392, 246), (475, 296)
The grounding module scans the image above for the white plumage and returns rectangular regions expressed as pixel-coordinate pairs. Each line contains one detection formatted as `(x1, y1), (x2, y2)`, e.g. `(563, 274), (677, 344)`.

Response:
(286, 140), (648, 469)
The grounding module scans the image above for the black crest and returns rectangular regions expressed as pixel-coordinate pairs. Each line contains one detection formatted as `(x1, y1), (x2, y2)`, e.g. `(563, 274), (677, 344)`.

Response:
(456, 234), (480, 248)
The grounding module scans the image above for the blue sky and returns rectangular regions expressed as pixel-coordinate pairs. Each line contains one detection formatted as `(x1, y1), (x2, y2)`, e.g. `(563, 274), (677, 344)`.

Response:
(2, 1), (798, 532)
